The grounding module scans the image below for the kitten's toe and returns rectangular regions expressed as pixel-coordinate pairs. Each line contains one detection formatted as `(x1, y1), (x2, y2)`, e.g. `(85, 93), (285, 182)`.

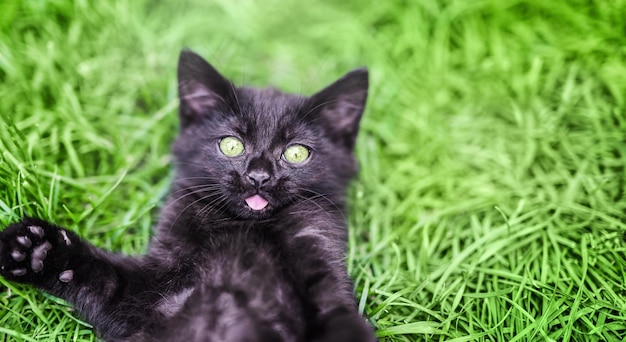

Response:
(28, 225), (45, 237)
(59, 230), (72, 246)
(11, 249), (26, 262)
(11, 268), (27, 277)
(32, 241), (52, 261)
(16, 235), (32, 248)
(59, 270), (74, 283)
(31, 259), (44, 273)
(312, 311), (377, 342)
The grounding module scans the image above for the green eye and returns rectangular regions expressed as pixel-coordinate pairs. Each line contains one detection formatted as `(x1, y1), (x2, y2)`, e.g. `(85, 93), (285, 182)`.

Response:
(283, 145), (310, 164)
(219, 136), (244, 157)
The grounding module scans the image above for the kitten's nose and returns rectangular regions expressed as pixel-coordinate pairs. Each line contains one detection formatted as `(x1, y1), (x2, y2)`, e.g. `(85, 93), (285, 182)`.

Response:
(247, 170), (270, 188)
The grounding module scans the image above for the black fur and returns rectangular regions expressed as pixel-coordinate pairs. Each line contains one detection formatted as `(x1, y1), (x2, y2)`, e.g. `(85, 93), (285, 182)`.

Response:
(0, 49), (374, 342)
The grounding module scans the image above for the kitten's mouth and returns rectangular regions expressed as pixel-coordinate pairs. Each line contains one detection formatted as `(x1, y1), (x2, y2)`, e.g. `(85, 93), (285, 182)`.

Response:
(245, 194), (269, 211)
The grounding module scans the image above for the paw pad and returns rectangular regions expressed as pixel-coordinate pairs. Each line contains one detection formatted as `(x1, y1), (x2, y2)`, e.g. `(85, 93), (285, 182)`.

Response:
(1, 222), (72, 284)
(11, 268), (27, 277)
(28, 225), (44, 237)
(11, 250), (26, 262)
(59, 230), (72, 246)
(59, 270), (74, 283)
(16, 236), (32, 248)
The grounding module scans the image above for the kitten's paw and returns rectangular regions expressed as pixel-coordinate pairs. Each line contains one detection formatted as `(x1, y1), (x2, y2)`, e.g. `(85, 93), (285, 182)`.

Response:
(0, 218), (77, 285)
(312, 309), (377, 342)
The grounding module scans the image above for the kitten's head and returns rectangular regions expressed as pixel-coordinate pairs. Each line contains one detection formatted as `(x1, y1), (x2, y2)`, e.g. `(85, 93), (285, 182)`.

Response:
(173, 49), (368, 220)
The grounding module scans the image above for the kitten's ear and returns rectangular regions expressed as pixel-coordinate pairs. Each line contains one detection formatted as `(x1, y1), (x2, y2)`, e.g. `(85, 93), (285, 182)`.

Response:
(177, 49), (237, 128)
(305, 68), (369, 150)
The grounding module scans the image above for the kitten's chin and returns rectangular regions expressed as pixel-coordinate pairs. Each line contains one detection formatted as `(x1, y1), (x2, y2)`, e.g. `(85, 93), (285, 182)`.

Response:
(237, 206), (273, 220)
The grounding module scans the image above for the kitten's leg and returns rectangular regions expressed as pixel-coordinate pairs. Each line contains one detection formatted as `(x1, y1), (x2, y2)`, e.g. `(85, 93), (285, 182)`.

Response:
(285, 228), (377, 342)
(0, 217), (154, 339)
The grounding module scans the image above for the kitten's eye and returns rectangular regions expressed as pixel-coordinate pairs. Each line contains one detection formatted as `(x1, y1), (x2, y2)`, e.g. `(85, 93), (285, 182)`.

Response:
(283, 145), (310, 164)
(219, 136), (245, 157)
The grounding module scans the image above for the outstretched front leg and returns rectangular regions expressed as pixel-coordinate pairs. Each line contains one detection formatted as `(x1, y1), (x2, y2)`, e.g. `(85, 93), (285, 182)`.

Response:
(282, 213), (377, 342)
(0, 217), (157, 340)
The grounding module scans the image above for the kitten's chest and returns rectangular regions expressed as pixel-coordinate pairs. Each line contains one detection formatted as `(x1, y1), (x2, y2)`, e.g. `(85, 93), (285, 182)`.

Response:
(191, 223), (289, 282)
(159, 225), (300, 319)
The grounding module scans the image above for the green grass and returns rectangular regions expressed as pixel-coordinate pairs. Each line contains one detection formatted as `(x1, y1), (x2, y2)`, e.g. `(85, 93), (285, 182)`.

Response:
(1, 0), (626, 341)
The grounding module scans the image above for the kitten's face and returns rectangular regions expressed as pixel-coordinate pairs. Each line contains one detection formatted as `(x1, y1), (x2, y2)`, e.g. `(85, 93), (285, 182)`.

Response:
(174, 50), (368, 220)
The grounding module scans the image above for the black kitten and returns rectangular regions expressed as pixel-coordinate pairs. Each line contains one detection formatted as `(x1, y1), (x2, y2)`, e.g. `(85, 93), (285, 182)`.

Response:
(0, 50), (375, 342)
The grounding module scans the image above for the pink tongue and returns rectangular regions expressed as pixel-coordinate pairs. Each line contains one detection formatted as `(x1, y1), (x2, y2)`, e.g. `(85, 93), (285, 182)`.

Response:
(245, 195), (268, 211)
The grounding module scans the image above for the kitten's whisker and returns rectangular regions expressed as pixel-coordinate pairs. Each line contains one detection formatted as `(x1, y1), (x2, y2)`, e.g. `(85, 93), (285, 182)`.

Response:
(294, 194), (329, 215)
(171, 179), (222, 191)
(172, 176), (217, 182)
(297, 189), (347, 222)
(170, 184), (221, 196)
(173, 184), (221, 191)
(213, 196), (233, 216)
(169, 185), (219, 197)
(166, 187), (222, 210)
(169, 192), (221, 229)
(196, 193), (227, 216)
(174, 160), (228, 170)
(300, 99), (339, 121)
(196, 195), (230, 221)
(168, 189), (214, 205)
(228, 79), (242, 113)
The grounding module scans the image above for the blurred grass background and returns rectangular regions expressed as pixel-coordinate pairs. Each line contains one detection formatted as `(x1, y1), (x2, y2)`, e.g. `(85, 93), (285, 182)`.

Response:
(1, 0), (626, 341)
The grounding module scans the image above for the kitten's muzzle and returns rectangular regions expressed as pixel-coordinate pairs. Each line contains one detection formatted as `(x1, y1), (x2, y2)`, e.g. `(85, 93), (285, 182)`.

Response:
(247, 170), (271, 189)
